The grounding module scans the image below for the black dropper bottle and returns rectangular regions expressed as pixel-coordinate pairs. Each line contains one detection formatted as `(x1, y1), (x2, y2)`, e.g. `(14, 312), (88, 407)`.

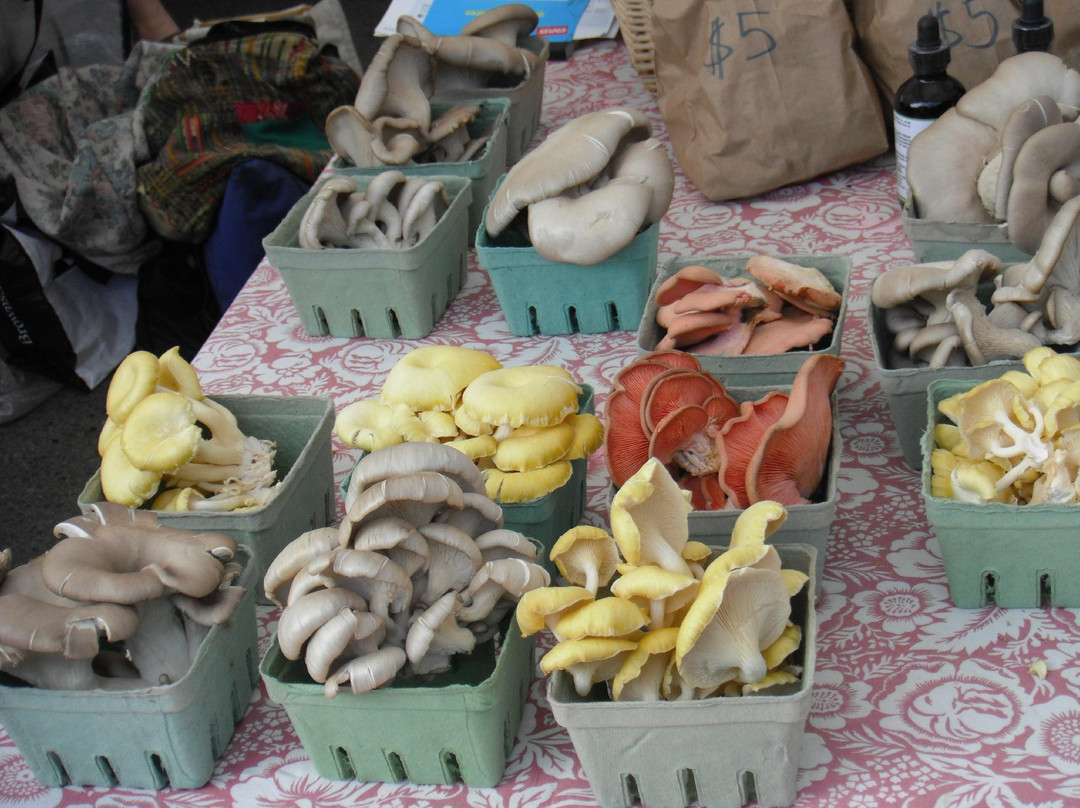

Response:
(894, 14), (966, 208)
(1013, 0), (1054, 53)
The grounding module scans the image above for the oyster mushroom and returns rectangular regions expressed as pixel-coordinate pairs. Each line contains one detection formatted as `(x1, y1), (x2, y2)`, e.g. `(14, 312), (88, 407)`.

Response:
(609, 457), (694, 576)
(611, 627), (679, 702)
(541, 637), (637, 697)
(405, 591), (475, 675)
(548, 526), (622, 595)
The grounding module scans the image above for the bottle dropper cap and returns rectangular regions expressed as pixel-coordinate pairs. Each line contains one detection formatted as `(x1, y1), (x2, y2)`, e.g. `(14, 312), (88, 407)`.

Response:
(1013, 0), (1054, 53)
(909, 15), (950, 77)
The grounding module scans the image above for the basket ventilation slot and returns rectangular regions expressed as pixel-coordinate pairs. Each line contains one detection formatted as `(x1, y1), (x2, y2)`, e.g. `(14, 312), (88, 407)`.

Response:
(313, 306), (330, 336)
(386, 309), (402, 338)
(330, 746), (354, 779)
(1040, 572), (1053, 607)
(607, 301), (620, 330)
(95, 755), (120, 787)
(45, 751), (70, 786)
(440, 750), (462, 783)
(349, 309), (365, 338)
(566, 306), (580, 333)
(385, 750), (408, 781)
(147, 753), (170, 788)
(678, 767), (699, 805)
(983, 571), (998, 606)
(738, 769), (759, 805)
(527, 305), (541, 335)
(620, 772), (642, 807)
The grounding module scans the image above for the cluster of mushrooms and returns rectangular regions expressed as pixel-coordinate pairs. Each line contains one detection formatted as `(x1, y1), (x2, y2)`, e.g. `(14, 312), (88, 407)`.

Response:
(518, 461), (807, 700)
(873, 193), (1080, 369)
(932, 347), (1080, 506)
(264, 442), (550, 697)
(604, 352), (843, 511)
(0, 504), (245, 690)
(298, 172), (450, 250)
(326, 6), (541, 168)
(907, 51), (1080, 254)
(335, 345), (604, 504)
(483, 106), (675, 265)
(97, 349), (278, 512)
(652, 257), (841, 355)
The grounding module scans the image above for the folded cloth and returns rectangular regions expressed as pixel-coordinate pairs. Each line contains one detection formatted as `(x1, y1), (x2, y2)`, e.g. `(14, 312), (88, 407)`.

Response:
(135, 27), (359, 243)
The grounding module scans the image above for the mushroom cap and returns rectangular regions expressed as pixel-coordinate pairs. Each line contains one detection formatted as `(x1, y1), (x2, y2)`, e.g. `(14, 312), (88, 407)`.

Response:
(416, 522), (483, 605)
(1006, 122), (1080, 254)
(343, 441), (486, 514)
(484, 107), (652, 238)
(553, 596), (647, 640)
(609, 457), (693, 574)
(276, 587), (371, 661)
(459, 557), (551, 623)
(0, 592), (140, 659)
(482, 461), (573, 504)
(106, 350), (160, 424)
(745, 353), (844, 506)
(405, 591), (475, 668)
(744, 255), (842, 316)
(611, 626), (679, 701)
(718, 393), (790, 508)
(610, 565), (699, 605)
(549, 525), (622, 594)
(264, 527), (340, 607)
(492, 422), (577, 472)
(730, 500), (788, 548)
(459, 3), (538, 44)
(304, 609), (388, 683)
(540, 636), (637, 696)
(99, 433), (163, 507)
(120, 391), (202, 473)
(343, 471), (466, 535)
(334, 399), (404, 452)
(675, 565), (792, 688)
(436, 492), (505, 536)
(474, 528), (537, 563)
(515, 585), (594, 637)
(955, 52), (1080, 133)
(561, 413), (605, 460)
(461, 365), (581, 428)
(324, 645), (408, 697)
(157, 346), (203, 399)
(380, 345), (502, 412)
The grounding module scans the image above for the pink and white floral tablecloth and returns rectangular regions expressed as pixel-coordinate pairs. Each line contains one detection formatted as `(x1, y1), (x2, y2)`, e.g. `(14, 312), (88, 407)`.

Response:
(5, 38), (1080, 808)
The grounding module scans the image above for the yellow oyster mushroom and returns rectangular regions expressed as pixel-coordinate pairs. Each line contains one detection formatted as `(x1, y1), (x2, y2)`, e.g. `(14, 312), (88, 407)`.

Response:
(461, 365), (581, 428)
(157, 346), (203, 399)
(453, 404), (495, 437)
(761, 621), (802, 671)
(151, 486), (205, 511)
(1043, 379), (1080, 436)
(998, 369), (1039, 399)
(106, 350), (160, 424)
(729, 500), (787, 549)
(97, 417), (122, 457)
(515, 585), (594, 637)
(492, 422), (576, 472)
(610, 565), (698, 631)
(611, 627), (680, 701)
(739, 669), (800, 695)
(541, 637), (637, 697)
(781, 568), (810, 597)
(675, 565), (792, 690)
(483, 461), (572, 504)
(391, 403), (438, 444)
(609, 457), (693, 576)
(380, 345), (502, 412)
(1030, 378), (1071, 418)
(934, 424), (967, 455)
(700, 540), (781, 588)
(682, 541), (712, 564)
(549, 525), (622, 595)
(335, 399), (404, 451)
(121, 391), (203, 473)
(1025, 348), (1080, 386)
(553, 596), (647, 641)
(561, 412), (605, 460)
(446, 434), (498, 461)
(931, 448), (1014, 503)
(100, 433), (162, 507)
(417, 410), (459, 439)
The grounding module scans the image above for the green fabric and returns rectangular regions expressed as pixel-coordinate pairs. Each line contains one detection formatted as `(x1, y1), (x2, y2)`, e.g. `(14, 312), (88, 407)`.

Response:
(240, 115), (331, 150)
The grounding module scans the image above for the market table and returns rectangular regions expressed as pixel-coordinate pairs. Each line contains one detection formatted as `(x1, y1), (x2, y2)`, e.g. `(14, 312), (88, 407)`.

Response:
(5, 37), (1080, 808)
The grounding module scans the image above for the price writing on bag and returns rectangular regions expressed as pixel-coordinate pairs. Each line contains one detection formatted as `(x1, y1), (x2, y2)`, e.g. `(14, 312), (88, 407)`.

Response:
(927, 0), (1000, 50)
(703, 11), (777, 79)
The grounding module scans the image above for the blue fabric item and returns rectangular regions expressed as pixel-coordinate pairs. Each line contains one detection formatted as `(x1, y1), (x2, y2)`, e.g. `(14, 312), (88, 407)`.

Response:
(203, 158), (308, 310)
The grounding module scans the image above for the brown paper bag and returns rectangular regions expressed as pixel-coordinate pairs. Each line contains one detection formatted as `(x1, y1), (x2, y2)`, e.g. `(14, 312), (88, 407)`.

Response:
(651, 0), (888, 202)
(853, 0), (1080, 100)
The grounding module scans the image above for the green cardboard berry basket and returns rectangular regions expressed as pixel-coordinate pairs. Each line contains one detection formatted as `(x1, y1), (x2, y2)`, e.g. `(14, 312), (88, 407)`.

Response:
(263, 174), (472, 339)
(330, 97), (509, 245)
(901, 202), (1032, 264)
(340, 386), (595, 570)
(636, 254), (851, 388)
(922, 378), (1080, 608)
(432, 35), (549, 164)
(0, 549), (259, 789)
(475, 206), (660, 336)
(79, 395), (335, 602)
(259, 613), (534, 787)
(548, 543), (817, 808)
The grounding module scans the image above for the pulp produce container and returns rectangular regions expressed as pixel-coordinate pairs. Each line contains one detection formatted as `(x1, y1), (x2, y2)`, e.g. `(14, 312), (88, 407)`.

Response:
(901, 205), (1031, 264)
(259, 614), (534, 787)
(0, 551), (259, 789)
(79, 394), (335, 600)
(548, 544), (817, 808)
(263, 174), (472, 339)
(330, 97), (509, 244)
(476, 199), (660, 336)
(636, 254), (851, 387)
(922, 378), (1080, 608)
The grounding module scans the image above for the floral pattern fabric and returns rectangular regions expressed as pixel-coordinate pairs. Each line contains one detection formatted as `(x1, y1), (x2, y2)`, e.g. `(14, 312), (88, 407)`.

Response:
(4, 39), (1080, 808)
